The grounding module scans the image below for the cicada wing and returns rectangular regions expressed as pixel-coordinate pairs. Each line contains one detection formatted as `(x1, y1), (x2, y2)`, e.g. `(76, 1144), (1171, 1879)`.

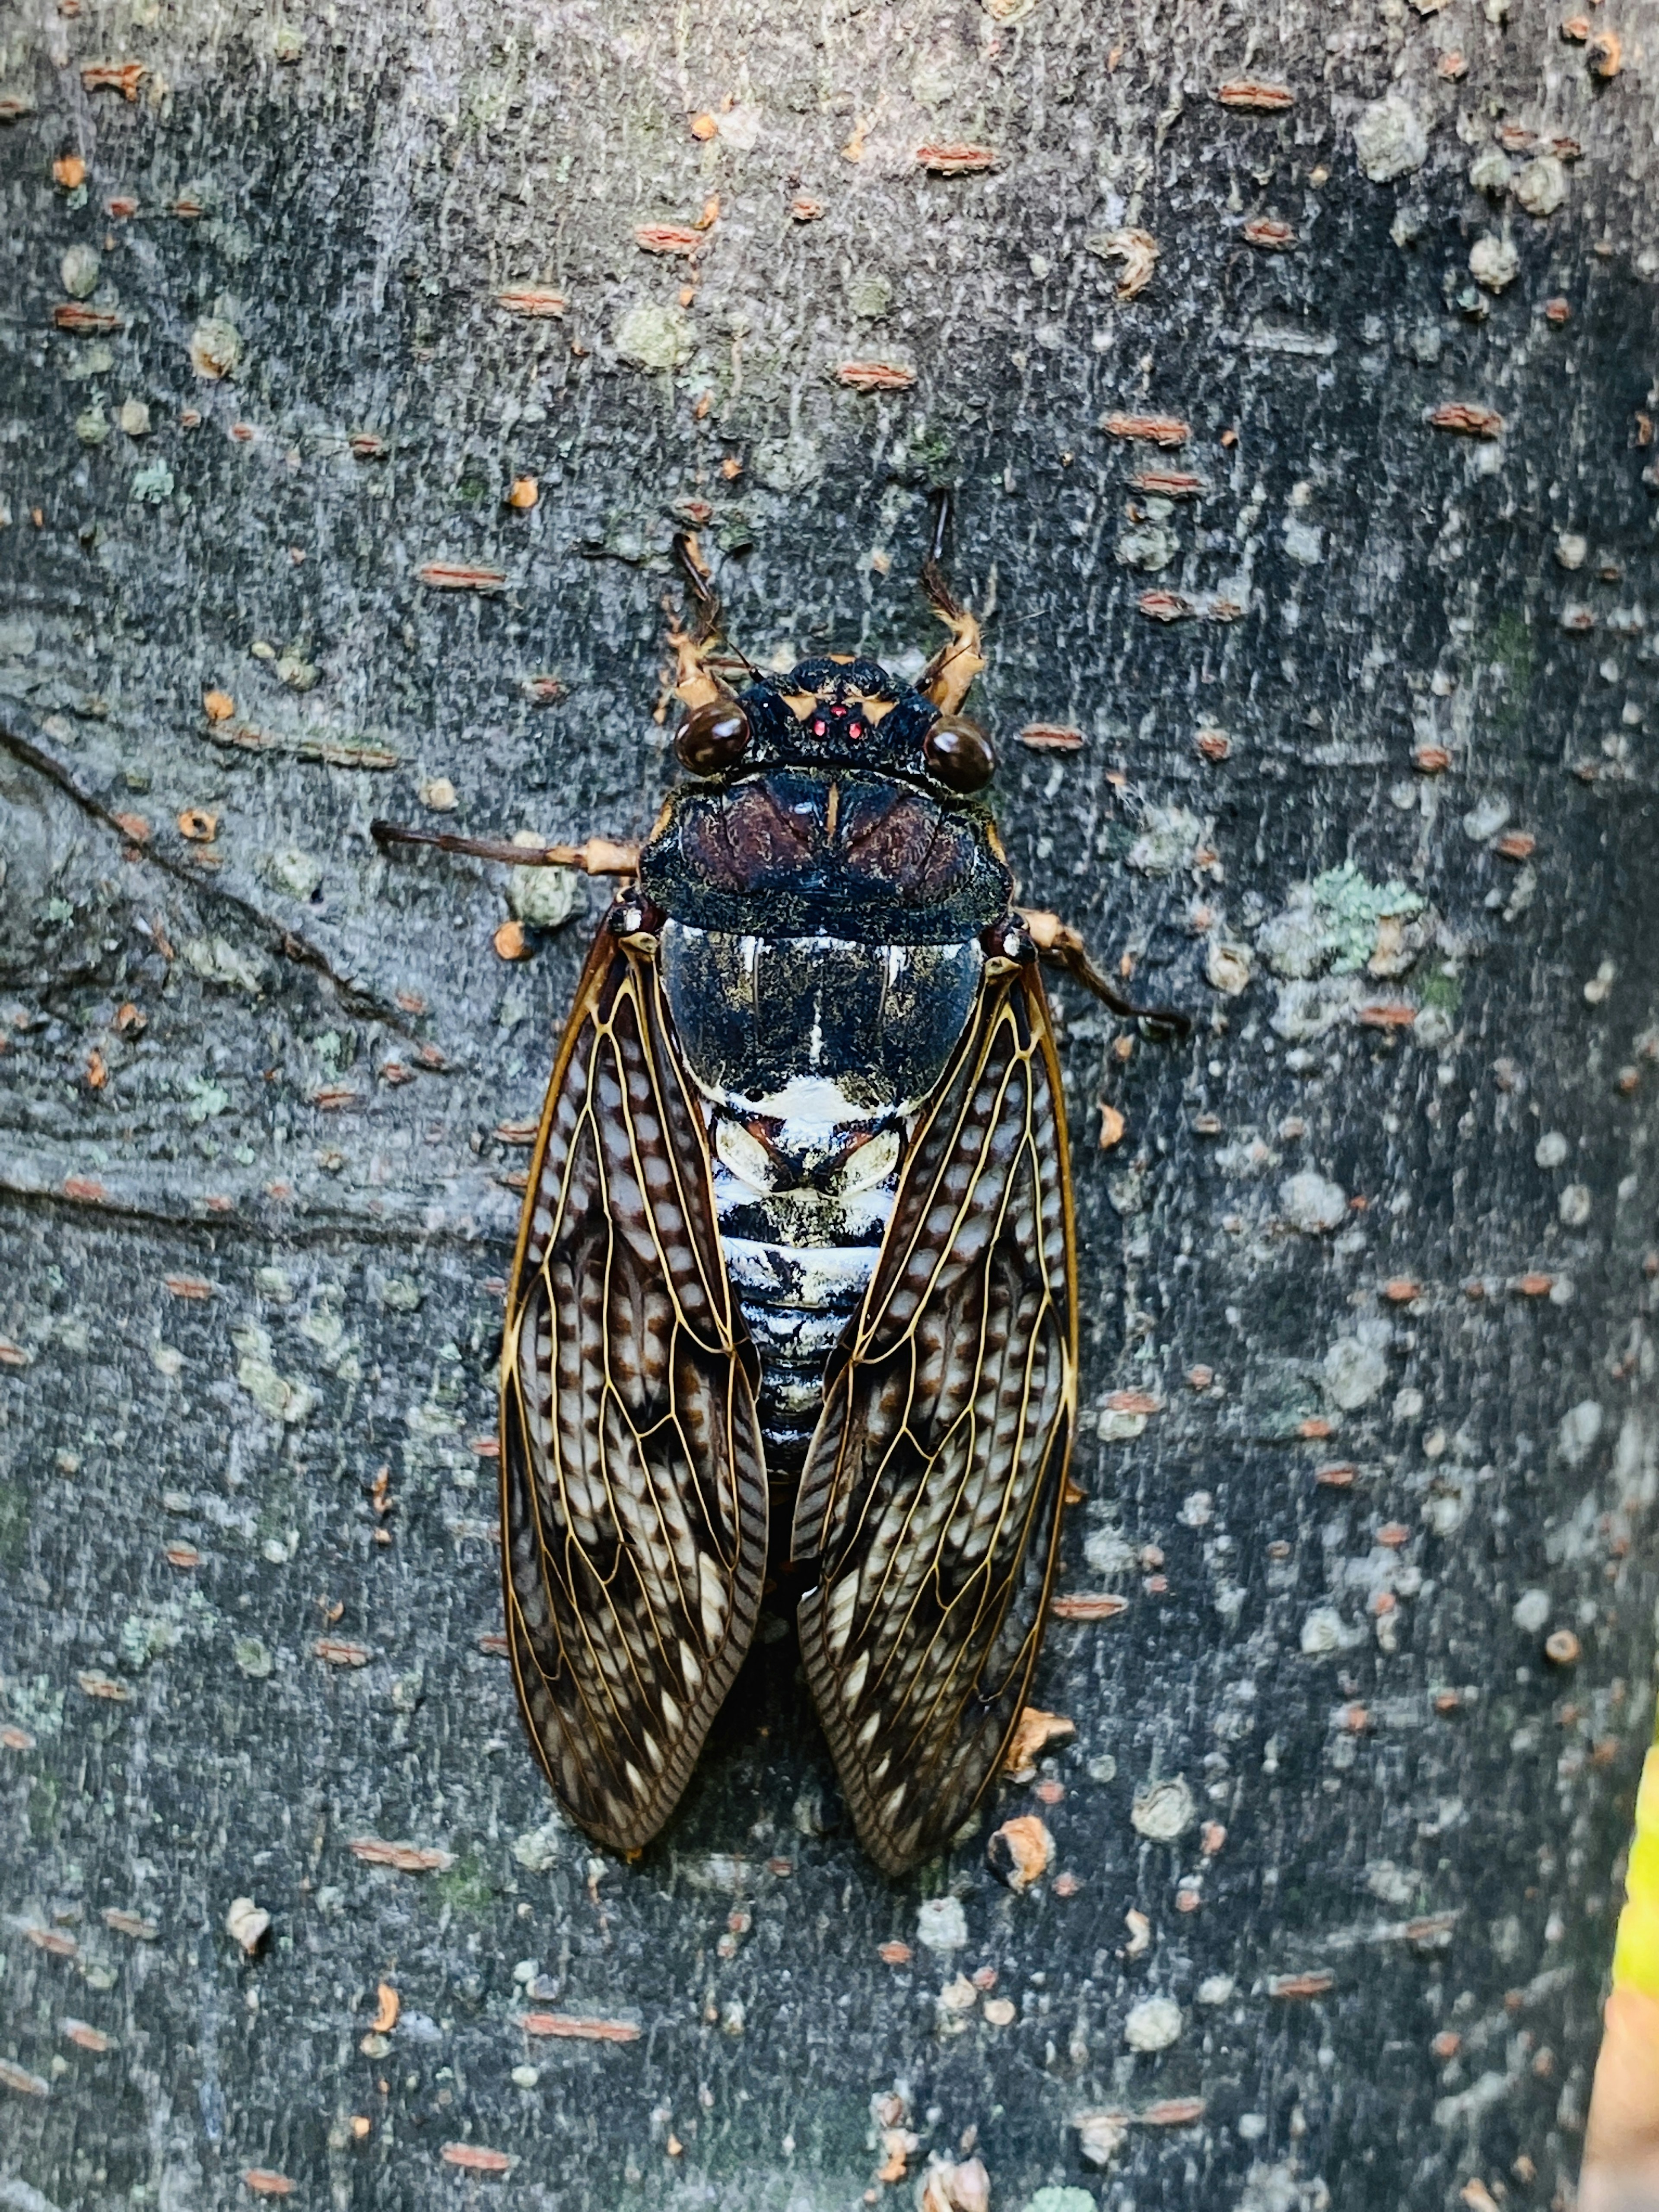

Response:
(501, 921), (768, 1853)
(791, 957), (1077, 1875)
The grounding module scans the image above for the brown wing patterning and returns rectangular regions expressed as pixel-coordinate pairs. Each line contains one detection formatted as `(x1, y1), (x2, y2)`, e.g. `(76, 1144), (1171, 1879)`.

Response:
(501, 923), (769, 1852)
(790, 958), (1077, 1874)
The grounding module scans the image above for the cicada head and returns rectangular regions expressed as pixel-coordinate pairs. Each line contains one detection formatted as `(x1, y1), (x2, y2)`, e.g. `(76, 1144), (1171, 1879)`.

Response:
(673, 656), (996, 803)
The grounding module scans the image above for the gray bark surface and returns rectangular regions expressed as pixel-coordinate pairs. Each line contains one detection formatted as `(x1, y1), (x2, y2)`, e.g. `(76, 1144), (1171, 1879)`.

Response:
(2, 2), (1657, 2208)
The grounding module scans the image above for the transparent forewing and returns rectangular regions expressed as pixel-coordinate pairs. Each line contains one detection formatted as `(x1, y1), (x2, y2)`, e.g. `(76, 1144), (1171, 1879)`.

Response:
(501, 925), (768, 1853)
(791, 961), (1077, 1875)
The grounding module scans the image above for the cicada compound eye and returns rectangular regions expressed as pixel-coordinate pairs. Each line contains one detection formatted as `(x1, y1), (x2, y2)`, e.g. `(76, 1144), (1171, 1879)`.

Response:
(923, 714), (995, 794)
(675, 698), (751, 776)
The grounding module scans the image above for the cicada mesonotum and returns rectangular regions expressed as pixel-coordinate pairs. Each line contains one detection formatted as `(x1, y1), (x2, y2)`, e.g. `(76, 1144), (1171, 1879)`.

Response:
(374, 518), (1186, 1875)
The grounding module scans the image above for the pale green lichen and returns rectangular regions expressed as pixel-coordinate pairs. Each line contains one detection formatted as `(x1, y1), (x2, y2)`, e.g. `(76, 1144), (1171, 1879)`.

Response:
(848, 272), (892, 321)
(233, 1636), (274, 1678)
(184, 1077), (229, 1123)
(232, 1322), (316, 1424)
(613, 302), (693, 370)
(129, 460), (175, 504)
(1259, 862), (1424, 979)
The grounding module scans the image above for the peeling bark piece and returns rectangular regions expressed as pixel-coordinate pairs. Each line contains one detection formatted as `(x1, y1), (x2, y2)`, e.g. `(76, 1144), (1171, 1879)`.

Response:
(439, 2144), (512, 2172)
(103, 1908), (158, 1939)
(1004, 1706), (1077, 1774)
(53, 303), (124, 334)
(1051, 1592), (1128, 1620)
(988, 1814), (1054, 1889)
(348, 1838), (456, 1872)
(26, 1926), (79, 1957)
(1132, 467), (1204, 496)
(81, 61), (146, 98)
(313, 1637), (369, 1665)
(1087, 227), (1160, 297)
(1243, 218), (1297, 250)
(836, 361), (916, 390)
(1217, 79), (1295, 110)
(915, 143), (997, 174)
(519, 2012), (642, 2041)
(496, 287), (568, 317)
(416, 563), (508, 592)
(1104, 411), (1190, 446)
(1429, 402), (1504, 438)
(1138, 589), (1195, 621)
(1269, 1969), (1336, 1998)
(633, 224), (703, 254)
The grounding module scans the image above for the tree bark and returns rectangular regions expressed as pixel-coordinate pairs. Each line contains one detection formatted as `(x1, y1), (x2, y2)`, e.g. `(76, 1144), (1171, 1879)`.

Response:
(2, 3), (1657, 2209)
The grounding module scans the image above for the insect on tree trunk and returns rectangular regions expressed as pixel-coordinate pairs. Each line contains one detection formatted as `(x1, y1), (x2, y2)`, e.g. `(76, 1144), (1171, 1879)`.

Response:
(1, 4), (1656, 2211)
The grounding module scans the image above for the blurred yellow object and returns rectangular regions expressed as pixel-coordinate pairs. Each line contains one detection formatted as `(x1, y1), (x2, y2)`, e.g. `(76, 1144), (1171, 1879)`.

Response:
(1583, 1747), (1659, 2209)
(1611, 1749), (1659, 1996)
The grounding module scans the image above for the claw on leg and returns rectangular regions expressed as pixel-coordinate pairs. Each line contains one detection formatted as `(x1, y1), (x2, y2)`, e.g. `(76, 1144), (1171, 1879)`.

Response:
(1018, 908), (1192, 1037)
(371, 820), (640, 875)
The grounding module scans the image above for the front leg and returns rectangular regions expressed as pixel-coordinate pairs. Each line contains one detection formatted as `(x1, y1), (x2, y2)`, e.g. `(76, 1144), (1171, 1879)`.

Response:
(1017, 908), (1192, 1038)
(370, 820), (640, 875)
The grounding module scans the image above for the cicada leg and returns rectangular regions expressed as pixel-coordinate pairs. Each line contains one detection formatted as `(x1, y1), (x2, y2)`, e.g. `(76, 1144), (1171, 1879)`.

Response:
(1016, 907), (1192, 1039)
(370, 820), (640, 875)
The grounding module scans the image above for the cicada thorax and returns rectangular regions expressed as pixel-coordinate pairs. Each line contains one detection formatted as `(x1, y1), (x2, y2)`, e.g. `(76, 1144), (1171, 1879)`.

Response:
(638, 658), (1015, 1485)
(658, 924), (986, 1477)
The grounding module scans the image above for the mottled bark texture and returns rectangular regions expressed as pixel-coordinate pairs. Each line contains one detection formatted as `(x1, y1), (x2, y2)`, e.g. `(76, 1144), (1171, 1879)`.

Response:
(1, 1), (1657, 2208)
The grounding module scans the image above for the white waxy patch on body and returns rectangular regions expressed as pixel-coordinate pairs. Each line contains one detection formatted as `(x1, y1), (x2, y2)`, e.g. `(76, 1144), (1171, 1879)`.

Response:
(720, 1235), (882, 1306)
(715, 1118), (782, 1192)
(704, 1071), (924, 1135)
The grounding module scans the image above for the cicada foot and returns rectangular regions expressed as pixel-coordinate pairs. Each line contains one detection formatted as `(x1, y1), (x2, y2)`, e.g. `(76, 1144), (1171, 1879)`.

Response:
(370, 820), (640, 876)
(1017, 907), (1192, 1039)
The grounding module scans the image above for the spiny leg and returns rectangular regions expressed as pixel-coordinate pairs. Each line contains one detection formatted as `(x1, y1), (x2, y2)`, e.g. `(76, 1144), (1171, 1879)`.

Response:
(1017, 908), (1192, 1039)
(918, 488), (986, 715)
(670, 531), (760, 696)
(370, 820), (640, 875)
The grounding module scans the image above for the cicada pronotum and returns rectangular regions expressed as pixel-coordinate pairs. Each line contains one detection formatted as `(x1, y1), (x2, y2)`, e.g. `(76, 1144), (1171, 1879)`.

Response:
(374, 507), (1187, 1874)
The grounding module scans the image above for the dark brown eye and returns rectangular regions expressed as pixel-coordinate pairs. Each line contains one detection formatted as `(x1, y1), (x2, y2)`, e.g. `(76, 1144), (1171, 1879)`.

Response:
(923, 715), (995, 793)
(675, 699), (751, 775)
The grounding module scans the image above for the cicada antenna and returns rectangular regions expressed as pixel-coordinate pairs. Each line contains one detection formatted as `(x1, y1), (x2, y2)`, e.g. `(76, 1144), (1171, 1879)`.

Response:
(918, 489), (986, 715)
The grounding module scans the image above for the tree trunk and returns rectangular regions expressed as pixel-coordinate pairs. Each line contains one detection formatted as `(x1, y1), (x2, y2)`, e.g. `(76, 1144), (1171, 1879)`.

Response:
(3, 3), (1656, 2208)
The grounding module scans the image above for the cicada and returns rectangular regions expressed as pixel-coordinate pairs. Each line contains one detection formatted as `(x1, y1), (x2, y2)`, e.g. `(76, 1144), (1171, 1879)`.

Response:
(374, 513), (1185, 1874)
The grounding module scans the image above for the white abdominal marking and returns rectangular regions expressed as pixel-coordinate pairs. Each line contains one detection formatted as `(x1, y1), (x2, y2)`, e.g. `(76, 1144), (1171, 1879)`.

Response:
(704, 1073), (918, 1453)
